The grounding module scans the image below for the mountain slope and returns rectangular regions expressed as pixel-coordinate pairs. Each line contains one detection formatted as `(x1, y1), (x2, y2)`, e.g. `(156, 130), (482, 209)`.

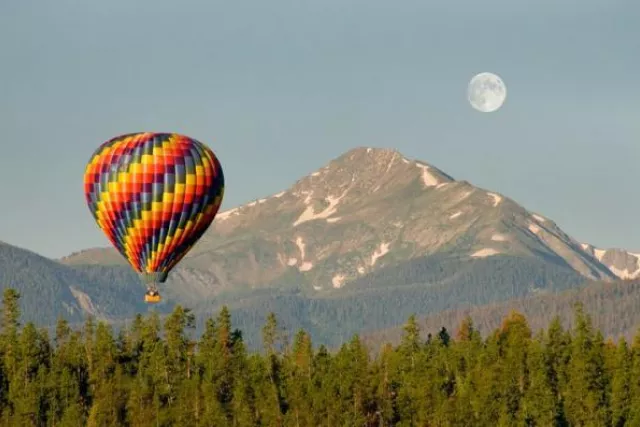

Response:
(0, 237), (590, 349)
(61, 147), (616, 295)
(0, 241), (166, 325)
(189, 252), (590, 348)
(362, 277), (640, 350)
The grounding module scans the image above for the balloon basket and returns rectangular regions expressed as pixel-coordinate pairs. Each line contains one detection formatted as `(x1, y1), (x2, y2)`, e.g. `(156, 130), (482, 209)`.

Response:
(144, 292), (162, 304)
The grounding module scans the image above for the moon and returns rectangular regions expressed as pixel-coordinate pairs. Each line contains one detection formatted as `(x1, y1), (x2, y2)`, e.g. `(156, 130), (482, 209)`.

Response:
(468, 72), (507, 113)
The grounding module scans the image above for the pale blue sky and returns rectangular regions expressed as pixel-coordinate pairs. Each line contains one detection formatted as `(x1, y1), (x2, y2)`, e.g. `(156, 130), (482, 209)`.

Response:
(1, 0), (638, 258)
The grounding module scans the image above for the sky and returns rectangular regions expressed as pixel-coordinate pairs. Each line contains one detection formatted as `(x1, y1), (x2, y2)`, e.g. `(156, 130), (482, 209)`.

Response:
(1, 0), (638, 258)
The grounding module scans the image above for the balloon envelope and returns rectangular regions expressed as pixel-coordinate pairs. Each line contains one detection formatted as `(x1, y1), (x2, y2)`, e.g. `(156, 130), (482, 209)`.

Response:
(84, 132), (224, 284)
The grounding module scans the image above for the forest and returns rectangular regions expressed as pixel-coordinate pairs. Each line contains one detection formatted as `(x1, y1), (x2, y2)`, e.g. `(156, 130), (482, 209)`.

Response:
(0, 287), (638, 427)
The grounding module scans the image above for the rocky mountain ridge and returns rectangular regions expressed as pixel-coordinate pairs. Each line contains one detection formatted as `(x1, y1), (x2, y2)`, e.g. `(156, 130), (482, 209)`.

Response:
(580, 244), (640, 280)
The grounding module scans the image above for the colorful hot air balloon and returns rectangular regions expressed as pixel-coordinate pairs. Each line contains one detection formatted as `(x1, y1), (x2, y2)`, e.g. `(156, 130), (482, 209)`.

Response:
(84, 132), (224, 303)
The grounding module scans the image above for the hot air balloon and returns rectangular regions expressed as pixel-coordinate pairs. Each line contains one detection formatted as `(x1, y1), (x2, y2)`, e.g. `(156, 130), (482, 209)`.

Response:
(84, 132), (224, 303)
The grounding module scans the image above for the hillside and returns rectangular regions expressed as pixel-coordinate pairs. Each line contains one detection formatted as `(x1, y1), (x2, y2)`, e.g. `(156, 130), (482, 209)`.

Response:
(0, 241), (165, 325)
(0, 239), (593, 349)
(362, 277), (640, 350)
(187, 253), (590, 348)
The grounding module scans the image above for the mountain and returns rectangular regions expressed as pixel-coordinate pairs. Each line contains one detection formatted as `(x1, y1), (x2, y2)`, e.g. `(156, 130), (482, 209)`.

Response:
(4, 146), (636, 348)
(61, 147), (615, 290)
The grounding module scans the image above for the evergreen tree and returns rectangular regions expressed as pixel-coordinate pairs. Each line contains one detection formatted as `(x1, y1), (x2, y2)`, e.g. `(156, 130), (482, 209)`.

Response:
(0, 286), (635, 426)
(283, 329), (314, 427)
(197, 317), (228, 426)
(565, 302), (610, 426)
(260, 312), (285, 424)
(610, 337), (631, 427)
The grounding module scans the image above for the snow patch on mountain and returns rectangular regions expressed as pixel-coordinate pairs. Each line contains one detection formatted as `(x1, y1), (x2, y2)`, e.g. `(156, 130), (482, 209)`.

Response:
(609, 265), (640, 280)
(487, 193), (502, 207)
(491, 234), (508, 242)
(332, 273), (346, 288)
(458, 191), (473, 202)
(295, 237), (314, 271)
(532, 214), (546, 222)
(370, 242), (390, 266)
(216, 207), (240, 221)
(294, 188), (349, 226)
(416, 163), (439, 187)
(384, 154), (397, 174)
(299, 262), (313, 272)
(471, 248), (500, 257)
(247, 199), (268, 207)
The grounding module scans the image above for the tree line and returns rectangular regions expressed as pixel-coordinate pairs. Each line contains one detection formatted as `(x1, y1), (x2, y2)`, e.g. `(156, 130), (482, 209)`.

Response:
(0, 287), (638, 426)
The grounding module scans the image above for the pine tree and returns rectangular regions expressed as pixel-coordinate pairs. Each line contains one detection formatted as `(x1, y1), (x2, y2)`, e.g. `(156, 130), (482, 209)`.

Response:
(197, 317), (228, 427)
(284, 329), (313, 427)
(610, 337), (631, 427)
(394, 314), (422, 425)
(86, 322), (126, 427)
(564, 302), (610, 426)
(0, 289), (21, 420)
(52, 326), (89, 426)
(11, 322), (49, 425)
(163, 305), (196, 423)
(519, 338), (556, 425)
(496, 311), (531, 424)
(628, 328), (640, 425)
(260, 312), (285, 425)
(229, 331), (256, 426)
(126, 312), (165, 427)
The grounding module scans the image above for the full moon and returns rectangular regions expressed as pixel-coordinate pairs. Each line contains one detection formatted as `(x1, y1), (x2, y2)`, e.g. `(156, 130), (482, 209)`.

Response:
(468, 72), (507, 113)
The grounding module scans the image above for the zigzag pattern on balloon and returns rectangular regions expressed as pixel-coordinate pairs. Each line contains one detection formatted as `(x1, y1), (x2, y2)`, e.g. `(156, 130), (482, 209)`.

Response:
(84, 132), (224, 281)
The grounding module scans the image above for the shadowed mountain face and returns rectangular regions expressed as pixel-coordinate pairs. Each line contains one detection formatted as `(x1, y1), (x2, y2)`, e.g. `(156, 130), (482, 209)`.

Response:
(1, 147), (634, 347)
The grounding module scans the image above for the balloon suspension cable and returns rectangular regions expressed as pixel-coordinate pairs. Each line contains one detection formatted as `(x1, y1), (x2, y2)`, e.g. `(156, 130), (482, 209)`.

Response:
(140, 272), (167, 295)
(147, 282), (159, 293)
